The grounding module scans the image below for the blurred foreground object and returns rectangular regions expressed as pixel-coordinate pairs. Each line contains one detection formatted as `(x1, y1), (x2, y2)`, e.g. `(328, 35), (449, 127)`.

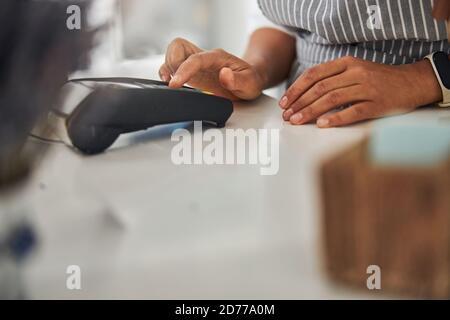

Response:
(0, 185), (36, 299)
(0, 0), (93, 175)
(0, 0), (94, 299)
(321, 123), (450, 298)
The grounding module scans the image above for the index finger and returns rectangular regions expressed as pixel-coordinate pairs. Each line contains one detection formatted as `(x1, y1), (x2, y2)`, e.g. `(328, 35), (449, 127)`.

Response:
(165, 38), (201, 74)
(169, 51), (224, 88)
(280, 57), (352, 109)
(318, 102), (375, 128)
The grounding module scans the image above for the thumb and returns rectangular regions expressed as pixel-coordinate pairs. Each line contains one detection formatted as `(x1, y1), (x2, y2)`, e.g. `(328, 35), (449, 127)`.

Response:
(219, 67), (261, 100)
(219, 67), (237, 91)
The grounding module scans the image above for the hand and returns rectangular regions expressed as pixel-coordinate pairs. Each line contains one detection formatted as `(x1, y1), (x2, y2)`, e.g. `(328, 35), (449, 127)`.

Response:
(278, 56), (443, 128)
(159, 38), (266, 101)
(433, 0), (450, 20)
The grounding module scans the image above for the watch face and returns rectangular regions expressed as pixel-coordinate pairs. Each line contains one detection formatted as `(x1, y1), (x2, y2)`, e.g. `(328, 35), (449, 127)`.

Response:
(433, 52), (450, 89)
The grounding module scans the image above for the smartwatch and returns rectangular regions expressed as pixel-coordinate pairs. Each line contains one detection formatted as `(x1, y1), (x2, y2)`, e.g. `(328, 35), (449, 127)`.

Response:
(424, 51), (450, 108)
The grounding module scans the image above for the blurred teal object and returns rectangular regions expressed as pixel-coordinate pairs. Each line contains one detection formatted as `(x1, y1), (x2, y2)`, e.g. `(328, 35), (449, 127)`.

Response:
(369, 122), (450, 167)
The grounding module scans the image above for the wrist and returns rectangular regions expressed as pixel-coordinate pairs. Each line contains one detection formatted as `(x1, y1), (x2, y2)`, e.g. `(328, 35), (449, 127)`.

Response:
(406, 59), (443, 106)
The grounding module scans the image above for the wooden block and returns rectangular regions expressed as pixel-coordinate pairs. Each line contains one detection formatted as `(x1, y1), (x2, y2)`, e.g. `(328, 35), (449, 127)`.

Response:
(321, 139), (450, 298)
(447, 20), (450, 42)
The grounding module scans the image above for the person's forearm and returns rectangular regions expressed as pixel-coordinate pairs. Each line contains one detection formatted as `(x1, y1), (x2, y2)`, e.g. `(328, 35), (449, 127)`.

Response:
(243, 28), (296, 89)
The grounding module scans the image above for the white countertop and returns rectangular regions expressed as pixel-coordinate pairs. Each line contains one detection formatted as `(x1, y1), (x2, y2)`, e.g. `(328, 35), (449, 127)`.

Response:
(21, 61), (450, 299)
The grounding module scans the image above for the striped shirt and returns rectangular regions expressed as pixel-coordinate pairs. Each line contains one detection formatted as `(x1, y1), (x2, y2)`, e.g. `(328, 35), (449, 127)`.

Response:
(257, 0), (450, 85)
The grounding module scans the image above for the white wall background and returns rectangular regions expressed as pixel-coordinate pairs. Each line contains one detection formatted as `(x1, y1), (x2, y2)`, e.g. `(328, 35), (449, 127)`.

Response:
(209, 0), (252, 56)
(90, 0), (257, 61)
(84, 0), (282, 97)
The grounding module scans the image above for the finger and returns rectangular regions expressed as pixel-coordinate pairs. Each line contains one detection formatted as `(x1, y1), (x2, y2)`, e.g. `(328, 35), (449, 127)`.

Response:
(165, 38), (200, 74)
(289, 85), (367, 125)
(317, 102), (376, 128)
(166, 46), (188, 75)
(279, 57), (356, 109)
(169, 51), (224, 88)
(159, 63), (171, 82)
(285, 70), (360, 116)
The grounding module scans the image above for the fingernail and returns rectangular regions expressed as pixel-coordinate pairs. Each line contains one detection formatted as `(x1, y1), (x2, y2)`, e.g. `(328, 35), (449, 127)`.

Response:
(291, 113), (303, 124)
(283, 109), (293, 120)
(279, 96), (288, 109)
(170, 75), (180, 84)
(317, 118), (330, 127)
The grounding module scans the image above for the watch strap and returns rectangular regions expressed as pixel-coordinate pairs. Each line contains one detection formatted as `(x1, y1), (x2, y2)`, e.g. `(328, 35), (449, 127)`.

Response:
(425, 52), (450, 108)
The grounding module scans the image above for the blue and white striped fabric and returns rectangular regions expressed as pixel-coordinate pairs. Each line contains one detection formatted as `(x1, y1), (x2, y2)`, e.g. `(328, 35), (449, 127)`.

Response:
(257, 0), (450, 85)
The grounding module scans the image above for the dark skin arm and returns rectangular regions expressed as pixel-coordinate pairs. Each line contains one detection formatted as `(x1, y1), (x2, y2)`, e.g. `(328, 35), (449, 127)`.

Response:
(279, 57), (444, 128)
(242, 28), (296, 89)
(161, 4), (448, 127)
(159, 28), (295, 101)
(279, 2), (449, 128)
